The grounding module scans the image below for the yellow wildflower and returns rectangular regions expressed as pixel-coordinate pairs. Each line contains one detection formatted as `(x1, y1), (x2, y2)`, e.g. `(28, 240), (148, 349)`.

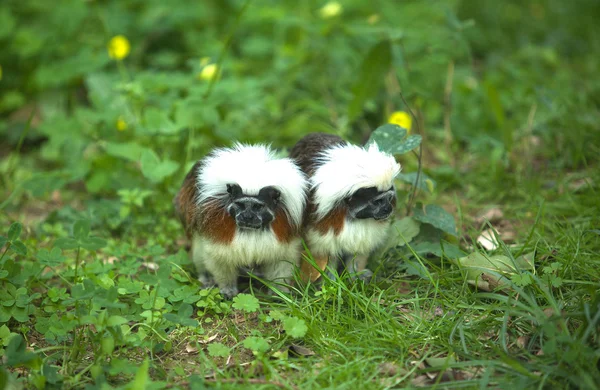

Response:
(388, 111), (412, 132)
(116, 117), (128, 131)
(319, 1), (342, 19)
(107, 35), (131, 61)
(199, 63), (219, 81)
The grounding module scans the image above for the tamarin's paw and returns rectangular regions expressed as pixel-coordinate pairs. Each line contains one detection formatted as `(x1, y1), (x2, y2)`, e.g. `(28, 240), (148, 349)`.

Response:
(354, 268), (374, 283)
(219, 285), (239, 300)
(198, 274), (216, 289)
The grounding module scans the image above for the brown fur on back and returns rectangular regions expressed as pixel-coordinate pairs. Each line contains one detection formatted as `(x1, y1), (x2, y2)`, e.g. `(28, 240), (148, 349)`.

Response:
(290, 133), (347, 228)
(289, 133), (346, 177)
(173, 161), (203, 238)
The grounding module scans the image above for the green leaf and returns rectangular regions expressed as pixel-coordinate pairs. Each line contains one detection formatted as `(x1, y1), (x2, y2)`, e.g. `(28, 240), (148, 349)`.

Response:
(243, 336), (270, 354)
(397, 172), (436, 192)
(366, 124), (421, 155)
(268, 310), (286, 321)
(7, 222), (22, 241)
(105, 142), (149, 162)
(0, 236), (7, 248)
(425, 354), (457, 368)
(232, 293), (260, 313)
(412, 204), (457, 236)
(394, 135), (422, 154)
(129, 359), (149, 390)
(452, 252), (533, 291)
(101, 336), (115, 355)
(411, 241), (466, 259)
(282, 316), (307, 338)
(366, 124), (407, 153)
(207, 342), (230, 357)
(36, 248), (66, 267)
(80, 237), (107, 251)
(391, 217), (421, 246)
(22, 173), (69, 197)
(10, 241), (27, 256)
(54, 238), (79, 250)
(73, 220), (90, 240)
(347, 40), (392, 120)
(107, 316), (129, 327)
(5, 335), (40, 368)
(142, 107), (179, 134)
(140, 149), (180, 184)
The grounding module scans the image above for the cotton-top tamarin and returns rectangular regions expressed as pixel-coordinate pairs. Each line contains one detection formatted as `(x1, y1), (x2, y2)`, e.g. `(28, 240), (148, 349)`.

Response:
(290, 133), (401, 282)
(174, 144), (307, 298)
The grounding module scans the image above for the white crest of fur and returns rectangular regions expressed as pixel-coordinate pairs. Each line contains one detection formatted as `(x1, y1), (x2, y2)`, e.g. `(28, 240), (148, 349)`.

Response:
(311, 142), (401, 219)
(196, 143), (307, 227)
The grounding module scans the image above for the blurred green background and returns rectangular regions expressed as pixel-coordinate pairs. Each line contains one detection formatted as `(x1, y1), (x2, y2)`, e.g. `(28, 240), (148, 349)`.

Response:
(1, 0), (599, 222)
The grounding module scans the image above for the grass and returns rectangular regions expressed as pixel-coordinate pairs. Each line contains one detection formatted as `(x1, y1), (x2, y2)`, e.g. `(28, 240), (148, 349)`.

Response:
(1, 0), (600, 388)
(1, 159), (598, 389)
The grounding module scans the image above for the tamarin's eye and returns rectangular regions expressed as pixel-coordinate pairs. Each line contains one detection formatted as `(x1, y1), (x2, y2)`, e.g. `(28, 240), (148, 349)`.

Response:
(226, 184), (232, 194)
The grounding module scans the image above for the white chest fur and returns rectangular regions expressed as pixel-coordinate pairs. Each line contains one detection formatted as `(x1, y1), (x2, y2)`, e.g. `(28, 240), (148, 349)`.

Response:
(306, 219), (390, 257)
(193, 231), (301, 268)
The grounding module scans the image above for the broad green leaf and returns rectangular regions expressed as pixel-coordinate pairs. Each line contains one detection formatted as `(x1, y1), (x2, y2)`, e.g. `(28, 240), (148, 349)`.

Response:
(232, 294), (260, 313)
(366, 124), (421, 155)
(73, 220), (91, 240)
(366, 124), (407, 153)
(175, 99), (220, 129)
(394, 135), (422, 154)
(413, 204), (457, 236)
(452, 252), (534, 291)
(22, 173), (69, 197)
(207, 342), (230, 357)
(36, 248), (66, 267)
(107, 316), (129, 327)
(101, 336), (115, 355)
(425, 354), (457, 368)
(397, 172), (436, 192)
(140, 149), (179, 184)
(54, 238), (79, 250)
(348, 40), (392, 120)
(283, 316), (307, 338)
(7, 223), (22, 241)
(5, 335), (40, 368)
(391, 217), (421, 246)
(129, 359), (149, 390)
(10, 241), (27, 256)
(243, 336), (270, 354)
(411, 241), (466, 259)
(105, 142), (149, 162)
(142, 108), (179, 134)
(0, 236), (6, 248)
(80, 237), (107, 251)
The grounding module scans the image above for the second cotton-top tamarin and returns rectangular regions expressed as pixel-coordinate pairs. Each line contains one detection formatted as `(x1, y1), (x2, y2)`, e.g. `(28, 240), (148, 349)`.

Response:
(174, 144), (307, 298)
(290, 133), (401, 282)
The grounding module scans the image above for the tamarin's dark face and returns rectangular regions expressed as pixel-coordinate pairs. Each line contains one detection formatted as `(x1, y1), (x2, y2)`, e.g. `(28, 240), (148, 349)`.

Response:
(226, 184), (281, 230)
(345, 187), (395, 221)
